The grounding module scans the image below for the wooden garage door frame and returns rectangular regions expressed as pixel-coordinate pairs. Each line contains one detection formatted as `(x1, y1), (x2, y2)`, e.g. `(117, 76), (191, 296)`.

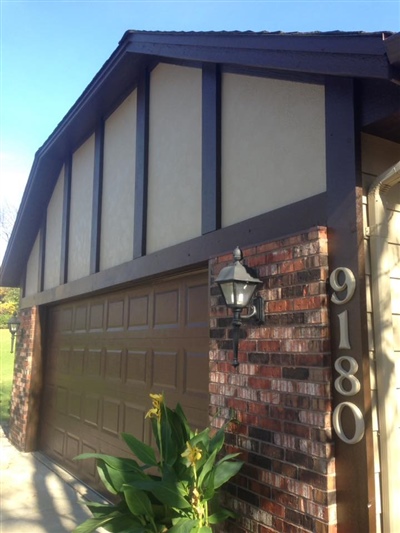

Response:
(39, 269), (210, 489)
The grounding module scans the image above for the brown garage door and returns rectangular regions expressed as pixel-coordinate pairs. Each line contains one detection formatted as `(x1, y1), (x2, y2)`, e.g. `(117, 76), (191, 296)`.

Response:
(39, 270), (209, 489)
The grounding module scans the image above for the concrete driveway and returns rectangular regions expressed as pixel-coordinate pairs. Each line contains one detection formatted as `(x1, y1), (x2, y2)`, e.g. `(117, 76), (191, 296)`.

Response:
(0, 425), (106, 532)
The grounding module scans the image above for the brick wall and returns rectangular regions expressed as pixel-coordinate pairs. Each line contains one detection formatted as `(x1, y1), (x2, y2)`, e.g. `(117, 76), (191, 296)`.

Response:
(9, 306), (41, 452)
(209, 227), (336, 533)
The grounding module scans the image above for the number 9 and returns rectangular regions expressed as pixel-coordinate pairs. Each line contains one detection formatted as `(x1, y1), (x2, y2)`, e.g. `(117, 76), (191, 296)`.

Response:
(330, 267), (356, 305)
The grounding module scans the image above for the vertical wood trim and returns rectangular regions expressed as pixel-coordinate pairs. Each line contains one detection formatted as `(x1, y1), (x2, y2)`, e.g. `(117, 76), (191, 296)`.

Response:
(134, 69), (150, 258)
(202, 63), (221, 234)
(60, 157), (72, 284)
(90, 120), (104, 274)
(325, 77), (375, 533)
(38, 215), (46, 292)
(21, 266), (27, 298)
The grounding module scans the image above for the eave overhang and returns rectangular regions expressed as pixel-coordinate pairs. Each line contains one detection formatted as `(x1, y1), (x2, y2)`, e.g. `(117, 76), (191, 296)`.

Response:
(124, 30), (400, 81)
(1, 30), (399, 288)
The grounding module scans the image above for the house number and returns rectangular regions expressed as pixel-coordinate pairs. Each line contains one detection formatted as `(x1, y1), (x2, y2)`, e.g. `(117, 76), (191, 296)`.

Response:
(330, 267), (365, 444)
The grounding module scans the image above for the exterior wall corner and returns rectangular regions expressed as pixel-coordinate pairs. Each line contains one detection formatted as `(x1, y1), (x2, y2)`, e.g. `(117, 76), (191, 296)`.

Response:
(9, 306), (43, 452)
(209, 226), (336, 533)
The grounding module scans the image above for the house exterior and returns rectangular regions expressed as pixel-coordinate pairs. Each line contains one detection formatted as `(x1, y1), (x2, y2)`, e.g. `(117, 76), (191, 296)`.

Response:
(1, 30), (399, 533)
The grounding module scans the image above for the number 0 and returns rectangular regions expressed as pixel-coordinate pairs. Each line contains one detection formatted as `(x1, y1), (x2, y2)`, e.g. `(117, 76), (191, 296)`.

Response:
(332, 402), (365, 444)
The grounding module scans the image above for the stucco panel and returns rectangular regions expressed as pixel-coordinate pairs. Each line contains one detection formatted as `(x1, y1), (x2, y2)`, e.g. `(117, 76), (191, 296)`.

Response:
(68, 135), (94, 281)
(147, 63), (202, 254)
(221, 73), (326, 227)
(101, 90), (137, 270)
(25, 233), (40, 296)
(44, 167), (64, 289)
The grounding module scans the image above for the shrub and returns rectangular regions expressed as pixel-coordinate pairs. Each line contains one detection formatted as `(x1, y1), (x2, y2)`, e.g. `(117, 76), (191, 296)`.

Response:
(74, 393), (242, 533)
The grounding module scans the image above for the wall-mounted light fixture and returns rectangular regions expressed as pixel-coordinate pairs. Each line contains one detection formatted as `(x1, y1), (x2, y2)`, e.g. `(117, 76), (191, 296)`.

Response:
(7, 313), (21, 353)
(216, 247), (265, 368)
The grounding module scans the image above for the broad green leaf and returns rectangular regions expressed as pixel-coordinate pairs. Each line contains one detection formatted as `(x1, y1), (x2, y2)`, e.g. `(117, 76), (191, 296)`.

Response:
(208, 508), (236, 524)
(214, 460), (243, 489)
(167, 409), (186, 451)
(73, 512), (121, 533)
(150, 417), (161, 452)
(75, 453), (141, 471)
(160, 403), (178, 466)
(208, 427), (225, 455)
(123, 485), (154, 519)
(84, 501), (122, 518)
(190, 428), (210, 449)
(133, 480), (191, 509)
(103, 514), (147, 533)
(197, 527), (212, 533)
(202, 471), (215, 501)
(97, 461), (118, 494)
(96, 459), (151, 494)
(122, 433), (158, 466)
(174, 403), (193, 441)
(197, 449), (217, 488)
(216, 452), (241, 464)
(168, 518), (198, 532)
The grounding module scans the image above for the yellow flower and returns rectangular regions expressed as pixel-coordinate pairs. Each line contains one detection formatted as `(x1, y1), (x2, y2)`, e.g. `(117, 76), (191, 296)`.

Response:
(145, 393), (164, 420)
(181, 441), (202, 466)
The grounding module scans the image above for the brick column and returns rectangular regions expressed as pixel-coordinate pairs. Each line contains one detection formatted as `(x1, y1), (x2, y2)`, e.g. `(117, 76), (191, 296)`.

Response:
(9, 306), (43, 452)
(210, 227), (336, 533)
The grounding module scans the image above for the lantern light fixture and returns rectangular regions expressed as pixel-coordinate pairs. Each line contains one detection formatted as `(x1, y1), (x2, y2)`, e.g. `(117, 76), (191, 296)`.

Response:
(7, 313), (21, 353)
(216, 247), (265, 368)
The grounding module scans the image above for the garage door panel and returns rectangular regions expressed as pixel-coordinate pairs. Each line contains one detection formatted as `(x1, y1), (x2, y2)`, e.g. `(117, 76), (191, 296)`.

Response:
(68, 391), (82, 421)
(84, 394), (101, 428)
(154, 289), (180, 328)
(128, 294), (150, 330)
(104, 349), (124, 381)
(152, 350), (179, 391)
(74, 305), (88, 332)
(70, 348), (85, 376)
(60, 307), (73, 332)
(40, 270), (209, 491)
(186, 283), (209, 328)
(89, 302), (105, 331)
(107, 298), (125, 331)
(184, 350), (209, 396)
(123, 402), (147, 439)
(86, 349), (103, 378)
(126, 350), (148, 383)
(102, 397), (122, 436)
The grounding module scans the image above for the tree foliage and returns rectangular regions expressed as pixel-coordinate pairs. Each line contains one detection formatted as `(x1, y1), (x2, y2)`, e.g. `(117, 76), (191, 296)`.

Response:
(0, 287), (20, 328)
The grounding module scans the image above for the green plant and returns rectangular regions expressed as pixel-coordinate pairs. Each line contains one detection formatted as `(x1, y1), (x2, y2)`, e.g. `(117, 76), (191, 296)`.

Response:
(0, 329), (14, 423)
(74, 393), (243, 533)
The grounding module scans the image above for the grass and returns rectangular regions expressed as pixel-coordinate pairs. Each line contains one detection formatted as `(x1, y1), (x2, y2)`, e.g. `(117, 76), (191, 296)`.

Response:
(0, 328), (15, 425)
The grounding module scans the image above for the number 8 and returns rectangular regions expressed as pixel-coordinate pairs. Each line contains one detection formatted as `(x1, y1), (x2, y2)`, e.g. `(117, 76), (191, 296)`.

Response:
(330, 267), (356, 305)
(334, 356), (360, 396)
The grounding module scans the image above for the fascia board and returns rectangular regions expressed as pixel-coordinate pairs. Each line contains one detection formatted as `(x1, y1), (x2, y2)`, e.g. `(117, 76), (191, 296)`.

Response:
(125, 31), (396, 81)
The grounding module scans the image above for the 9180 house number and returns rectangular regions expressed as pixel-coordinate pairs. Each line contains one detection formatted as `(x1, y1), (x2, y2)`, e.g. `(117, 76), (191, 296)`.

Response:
(330, 267), (365, 444)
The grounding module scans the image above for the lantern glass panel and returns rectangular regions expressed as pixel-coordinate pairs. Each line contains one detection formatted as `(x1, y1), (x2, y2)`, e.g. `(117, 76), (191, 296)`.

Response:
(9, 323), (18, 333)
(219, 280), (257, 309)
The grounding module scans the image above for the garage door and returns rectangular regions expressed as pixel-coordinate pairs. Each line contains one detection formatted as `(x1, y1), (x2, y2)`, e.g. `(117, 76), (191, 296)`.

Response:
(39, 270), (209, 489)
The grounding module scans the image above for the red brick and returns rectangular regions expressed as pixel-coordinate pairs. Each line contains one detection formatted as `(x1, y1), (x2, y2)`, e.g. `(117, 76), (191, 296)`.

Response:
(209, 227), (333, 533)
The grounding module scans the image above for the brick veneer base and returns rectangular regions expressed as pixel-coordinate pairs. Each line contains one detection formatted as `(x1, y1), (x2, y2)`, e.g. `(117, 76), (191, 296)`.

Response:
(9, 306), (39, 452)
(209, 227), (336, 533)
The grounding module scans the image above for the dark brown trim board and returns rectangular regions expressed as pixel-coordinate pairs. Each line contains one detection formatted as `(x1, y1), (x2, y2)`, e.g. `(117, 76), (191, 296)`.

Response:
(60, 156), (72, 285)
(202, 63), (221, 234)
(38, 215), (46, 293)
(325, 76), (376, 533)
(133, 68), (150, 258)
(90, 120), (104, 274)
